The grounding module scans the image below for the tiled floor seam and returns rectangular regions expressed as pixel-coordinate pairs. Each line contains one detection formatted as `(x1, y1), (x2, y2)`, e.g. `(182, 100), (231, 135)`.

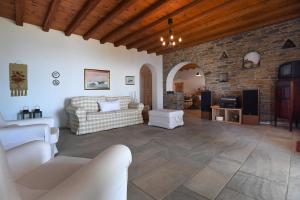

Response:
(214, 144), (258, 200)
(130, 181), (158, 200)
(285, 131), (296, 200)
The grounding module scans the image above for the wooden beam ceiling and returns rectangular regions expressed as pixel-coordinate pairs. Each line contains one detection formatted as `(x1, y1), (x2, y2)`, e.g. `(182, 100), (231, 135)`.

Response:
(43, 0), (61, 32)
(128, 0), (238, 51)
(83, 0), (136, 40)
(65, 0), (101, 36)
(157, 3), (300, 55)
(15, 0), (24, 26)
(99, 0), (169, 44)
(114, 0), (203, 47)
(0, 0), (299, 55)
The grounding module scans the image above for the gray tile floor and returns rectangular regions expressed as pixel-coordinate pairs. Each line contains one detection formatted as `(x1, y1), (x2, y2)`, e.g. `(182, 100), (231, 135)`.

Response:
(57, 113), (300, 200)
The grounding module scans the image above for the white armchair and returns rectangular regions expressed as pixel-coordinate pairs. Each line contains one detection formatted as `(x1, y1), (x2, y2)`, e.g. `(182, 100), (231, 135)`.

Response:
(0, 113), (59, 156)
(0, 141), (132, 200)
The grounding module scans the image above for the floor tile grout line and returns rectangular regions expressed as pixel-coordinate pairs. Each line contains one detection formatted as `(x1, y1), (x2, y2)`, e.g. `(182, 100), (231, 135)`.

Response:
(214, 141), (259, 200)
(130, 181), (158, 200)
(285, 130), (296, 200)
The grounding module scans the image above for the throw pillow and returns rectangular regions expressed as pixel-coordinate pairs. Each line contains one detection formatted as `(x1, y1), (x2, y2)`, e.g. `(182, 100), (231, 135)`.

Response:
(98, 100), (121, 112)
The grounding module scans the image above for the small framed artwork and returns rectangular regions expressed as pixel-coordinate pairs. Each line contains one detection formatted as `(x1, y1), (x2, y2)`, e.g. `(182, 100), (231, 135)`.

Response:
(84, 69), (110, 90)
(125, 76), (135, 85)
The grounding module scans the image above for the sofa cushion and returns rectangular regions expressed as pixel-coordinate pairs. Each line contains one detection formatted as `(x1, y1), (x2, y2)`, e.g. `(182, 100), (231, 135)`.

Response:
(16, 156), (90, 191)
(87, 111), (115, 121)
(71, 96), (131, 112)
(98, 100), (121, 112)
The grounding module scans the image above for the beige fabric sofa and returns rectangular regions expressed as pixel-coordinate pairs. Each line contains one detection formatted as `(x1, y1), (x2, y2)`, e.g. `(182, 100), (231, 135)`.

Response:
(66, 96), (144, 135)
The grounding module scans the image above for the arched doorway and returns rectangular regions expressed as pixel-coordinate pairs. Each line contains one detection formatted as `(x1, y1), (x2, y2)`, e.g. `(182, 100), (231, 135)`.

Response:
(166, 62), (205, 117)
(140, 64), (152, 109)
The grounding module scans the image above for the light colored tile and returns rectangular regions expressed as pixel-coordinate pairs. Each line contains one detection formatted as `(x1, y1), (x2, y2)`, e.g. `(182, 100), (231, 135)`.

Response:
(227, 172), (286, 200)
(184, 157), (241, 200)
(216, 188), (255, 200)
(287, 177), (300, 200)
(128, 183), (154, 200)
(240, 146), (291, 184)
(133, 160), (198, 200)
(218, 138), (256, 164)
(290, 153), (300, 179)
(163, 186), (208, 200)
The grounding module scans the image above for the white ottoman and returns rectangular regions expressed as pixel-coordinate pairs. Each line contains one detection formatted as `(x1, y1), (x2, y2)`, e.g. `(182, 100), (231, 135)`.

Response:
(148, 109), (184, 129)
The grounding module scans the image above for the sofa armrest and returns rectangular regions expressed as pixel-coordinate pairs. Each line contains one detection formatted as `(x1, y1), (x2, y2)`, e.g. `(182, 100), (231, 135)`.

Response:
(66, 105), (87, 122)
(0, 124), (51, 151)
(6, 141), (52, 180)
(39, 145), (132, 200)
(128, 103), (144, 111)
(6, 117), (54, 127)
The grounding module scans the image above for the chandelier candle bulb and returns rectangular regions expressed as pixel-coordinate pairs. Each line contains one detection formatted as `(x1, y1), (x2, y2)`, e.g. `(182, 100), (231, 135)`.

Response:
(179, 37), (182, 42)
(160, 37), (164, 42)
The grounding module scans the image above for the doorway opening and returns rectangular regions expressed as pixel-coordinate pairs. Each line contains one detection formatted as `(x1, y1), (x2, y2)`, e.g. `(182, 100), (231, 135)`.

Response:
(140, 64), (153, 121)
(167, 62), (205, 118)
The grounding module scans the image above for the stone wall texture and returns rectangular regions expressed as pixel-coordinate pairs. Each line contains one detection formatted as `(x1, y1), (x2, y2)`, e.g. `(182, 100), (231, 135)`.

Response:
(163, 17), (300, 122)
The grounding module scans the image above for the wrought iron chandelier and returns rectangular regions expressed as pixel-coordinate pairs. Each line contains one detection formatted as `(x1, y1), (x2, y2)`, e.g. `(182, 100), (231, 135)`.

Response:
(160, 18), (182, 48)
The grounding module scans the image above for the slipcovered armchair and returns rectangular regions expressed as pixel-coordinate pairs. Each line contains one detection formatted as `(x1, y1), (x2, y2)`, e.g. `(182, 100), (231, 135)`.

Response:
(0, 113), (59, 156)
(0, 141), (132, 200)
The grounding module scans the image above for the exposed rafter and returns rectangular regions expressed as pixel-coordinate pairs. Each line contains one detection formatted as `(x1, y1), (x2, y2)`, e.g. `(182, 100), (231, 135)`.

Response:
(15, 0), (25, 26)
(127, 0), (237, 50)
(65, 0), (102, 36)
(43, 0), (61, 32)
(113, 0), (203, 47)
(99, 0), (169, 44)
(83, 0), (136, 40)
(157, 3), (300, 55)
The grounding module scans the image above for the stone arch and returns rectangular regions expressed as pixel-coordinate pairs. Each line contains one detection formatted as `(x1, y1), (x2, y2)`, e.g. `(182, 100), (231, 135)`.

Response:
(166, 61), (205, 91)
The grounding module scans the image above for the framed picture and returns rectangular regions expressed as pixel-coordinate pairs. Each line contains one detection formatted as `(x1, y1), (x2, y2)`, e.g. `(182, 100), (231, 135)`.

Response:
(84, 69), (110, 90)
(125, 76), (135, 85)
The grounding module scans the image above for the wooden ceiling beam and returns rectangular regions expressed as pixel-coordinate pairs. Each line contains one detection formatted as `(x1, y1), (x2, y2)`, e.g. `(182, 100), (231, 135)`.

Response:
(156, 4), (300, 55)
(65, 0), (101, 36)
(140, 0), (293, 52)
(15, 0), (25, 26)
(113, 0), (203, 47)
(126, 0), (238, 50)
(83, 0), (136, 40)
(100, 0), (169, 44)
(43, 0), (61, 32)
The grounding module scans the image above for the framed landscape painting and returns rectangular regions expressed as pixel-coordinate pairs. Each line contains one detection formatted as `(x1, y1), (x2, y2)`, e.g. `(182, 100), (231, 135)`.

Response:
(84, 69), (110, 90)
(125, 76), (135, 85)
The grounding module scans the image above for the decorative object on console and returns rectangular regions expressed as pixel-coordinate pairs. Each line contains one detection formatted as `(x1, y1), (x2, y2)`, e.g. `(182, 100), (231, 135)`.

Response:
(219, 96), (240, 108)
(84, 69), (110, 90)
(125, 76), (135, 85)
(219, 72), (229, 82)
(9, 63), (28, 96)
(242, 51), (261, 69)
(242, 89), (260, 125)
(32, 106), (42, 118)
(21, 106), (32, 119)
(220, 51), (228, 59)
(282, 39), (296, 49)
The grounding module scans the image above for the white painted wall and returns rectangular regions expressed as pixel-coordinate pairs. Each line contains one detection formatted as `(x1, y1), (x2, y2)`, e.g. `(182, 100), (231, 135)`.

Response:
(174, 68), (205, 95)
(0, 17), (163, 127)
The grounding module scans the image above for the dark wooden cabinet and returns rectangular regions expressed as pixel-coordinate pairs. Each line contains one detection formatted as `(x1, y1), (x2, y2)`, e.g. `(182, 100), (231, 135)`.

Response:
(274, 79), (300, 131)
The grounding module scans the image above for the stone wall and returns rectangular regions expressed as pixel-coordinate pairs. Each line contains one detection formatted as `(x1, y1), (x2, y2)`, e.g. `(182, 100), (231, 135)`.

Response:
(163, 17), (300, 121)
